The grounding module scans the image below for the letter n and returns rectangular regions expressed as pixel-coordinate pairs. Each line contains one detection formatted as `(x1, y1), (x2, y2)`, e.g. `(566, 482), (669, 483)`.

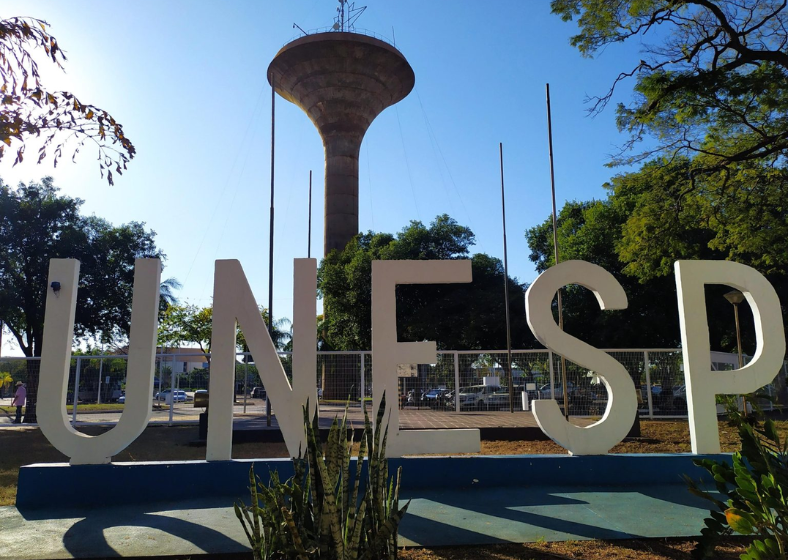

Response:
(207, 259), (317, 460)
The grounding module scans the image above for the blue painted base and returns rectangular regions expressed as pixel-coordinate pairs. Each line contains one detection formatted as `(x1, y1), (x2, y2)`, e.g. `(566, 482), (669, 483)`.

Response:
(16, 453), (730, 511)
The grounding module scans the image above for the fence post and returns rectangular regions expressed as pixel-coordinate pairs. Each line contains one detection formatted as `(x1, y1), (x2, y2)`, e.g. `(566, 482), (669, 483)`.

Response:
(360, 352), (366, 408)
(548, 351), (555, 400)
(157, 354), (163, 406)
(96, 358), (104, 405)
(243, 359), (248, 414)
(169, 355), (175, 425)
(644, 351), (653, 419)
(71, 356), (82, 426)
(454, 351), (461, 412)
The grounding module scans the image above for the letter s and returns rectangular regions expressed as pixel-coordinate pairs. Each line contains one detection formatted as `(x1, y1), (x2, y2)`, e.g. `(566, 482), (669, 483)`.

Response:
(526, 260), (637, 455)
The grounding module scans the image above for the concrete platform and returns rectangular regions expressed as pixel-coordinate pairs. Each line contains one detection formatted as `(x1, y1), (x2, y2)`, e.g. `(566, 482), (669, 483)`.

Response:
(3, 454), (728, 559)
(0, 483), (717, 559)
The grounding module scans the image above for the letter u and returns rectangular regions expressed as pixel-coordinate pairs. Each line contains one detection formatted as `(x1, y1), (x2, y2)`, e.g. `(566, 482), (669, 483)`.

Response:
(37, 259), (160, 464)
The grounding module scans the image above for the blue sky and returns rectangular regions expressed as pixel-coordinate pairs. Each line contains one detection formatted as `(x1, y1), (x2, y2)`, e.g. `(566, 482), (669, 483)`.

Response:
(1, 1), (647, 354)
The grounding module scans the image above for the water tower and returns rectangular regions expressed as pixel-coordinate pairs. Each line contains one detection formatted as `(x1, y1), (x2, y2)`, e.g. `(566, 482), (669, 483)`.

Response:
(267, 3), (415, 255)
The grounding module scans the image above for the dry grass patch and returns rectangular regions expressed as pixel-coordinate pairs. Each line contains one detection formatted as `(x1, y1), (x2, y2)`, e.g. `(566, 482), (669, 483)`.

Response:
(399, 537), (749, 559)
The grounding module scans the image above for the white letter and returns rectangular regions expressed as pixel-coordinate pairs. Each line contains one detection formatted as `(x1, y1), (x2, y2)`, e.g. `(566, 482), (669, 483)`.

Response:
(38, 258), (161, 464)
(526, 260), (636, 455)
(675, 260), (785, 454)
(372, 260), (480, 457)
(207, 259), (317, 460)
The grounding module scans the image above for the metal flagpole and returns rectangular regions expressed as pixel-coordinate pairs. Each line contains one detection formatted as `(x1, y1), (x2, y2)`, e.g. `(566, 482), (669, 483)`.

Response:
(499, 143), (514, 413)
(546, 83), (570, 421)
(267, 72), (276, 428)
(308, 170), (312, 259)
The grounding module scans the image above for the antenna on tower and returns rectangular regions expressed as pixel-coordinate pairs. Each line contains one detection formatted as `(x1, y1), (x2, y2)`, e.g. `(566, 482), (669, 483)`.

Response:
(334, 0), (366, 32)
(293, 22), (308, 36)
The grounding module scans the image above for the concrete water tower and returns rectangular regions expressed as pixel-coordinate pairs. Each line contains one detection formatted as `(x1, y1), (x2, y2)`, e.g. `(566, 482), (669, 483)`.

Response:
(267, 4), (415, 255)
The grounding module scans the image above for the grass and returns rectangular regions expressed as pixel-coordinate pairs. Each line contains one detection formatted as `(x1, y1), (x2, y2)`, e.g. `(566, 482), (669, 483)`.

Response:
(0, 403), (187, 416)
(0, 403), (126, 414)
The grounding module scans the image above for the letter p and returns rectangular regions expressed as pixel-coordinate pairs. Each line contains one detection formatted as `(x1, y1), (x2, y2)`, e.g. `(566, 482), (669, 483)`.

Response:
(675, 261), (785, 454)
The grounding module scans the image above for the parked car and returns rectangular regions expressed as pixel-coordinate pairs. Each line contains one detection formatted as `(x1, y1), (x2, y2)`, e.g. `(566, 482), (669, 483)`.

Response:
(422, 388), (450, 408)
(670, 384), (687, 411)
(486, 389), (513, 410)
(117, 392), (126, 404)
(457, 385), (501, 410)
(154, 389), (188, 403)
(251, 387), (266, 399)
(538, 382), (575, 401)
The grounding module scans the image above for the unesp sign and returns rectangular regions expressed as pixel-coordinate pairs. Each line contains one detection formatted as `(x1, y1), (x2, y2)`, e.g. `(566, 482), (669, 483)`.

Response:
(35, 257), (785, 464)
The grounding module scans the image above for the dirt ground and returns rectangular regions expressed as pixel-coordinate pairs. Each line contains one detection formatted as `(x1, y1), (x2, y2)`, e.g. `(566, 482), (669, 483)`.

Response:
(0, 419), (768, 559)
(398, 537), (749, 559)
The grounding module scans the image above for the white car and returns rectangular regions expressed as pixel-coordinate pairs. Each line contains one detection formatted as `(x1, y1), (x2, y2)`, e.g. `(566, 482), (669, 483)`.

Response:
(457, 385), (501, 410)
(154, 389), (188, 403)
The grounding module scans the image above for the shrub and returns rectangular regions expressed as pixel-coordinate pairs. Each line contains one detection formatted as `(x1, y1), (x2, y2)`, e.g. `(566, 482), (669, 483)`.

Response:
(687, 397), (788, 559)
(235, 392), (409, 559)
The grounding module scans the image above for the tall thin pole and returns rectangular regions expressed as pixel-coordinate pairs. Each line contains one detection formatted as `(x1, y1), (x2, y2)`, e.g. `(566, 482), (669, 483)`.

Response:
(546, 83), (570, 420)
(499, 143), (514, 413)
(267, 73), (276, 427)
(733, 303), (747, 415)
(308, 170), (313, 259)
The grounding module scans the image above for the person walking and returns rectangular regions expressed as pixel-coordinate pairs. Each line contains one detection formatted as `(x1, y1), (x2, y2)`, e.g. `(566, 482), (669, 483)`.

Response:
(12, 381), (26, 424)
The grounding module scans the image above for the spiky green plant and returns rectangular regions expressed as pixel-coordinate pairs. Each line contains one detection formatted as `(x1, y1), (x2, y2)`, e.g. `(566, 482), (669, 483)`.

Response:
(233, 458), (315, 560)
(235, 392), (409, 559)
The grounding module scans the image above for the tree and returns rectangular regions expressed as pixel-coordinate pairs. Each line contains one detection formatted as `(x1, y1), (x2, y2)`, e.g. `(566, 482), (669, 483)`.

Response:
(158, 304), (213, 357)
(0, 17), (135, 184)
(158, 277), (182, 318)
(551, 0), (788, 179)
(318, 214), (533, 351)
(525, 160), (781, 352)
(158, 303), (291, 362)
(610, 158), (788, 281)
(0, 178), (163, 421)
(526, 199), (684, 349)
(0, 371), (12, 398)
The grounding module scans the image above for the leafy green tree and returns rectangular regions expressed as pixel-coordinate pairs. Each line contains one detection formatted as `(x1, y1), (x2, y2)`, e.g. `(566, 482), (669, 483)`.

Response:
(526, 199), (684, 349)
(526, 158), (785, 352)
(611, 158), (788, 281)
(158, 277), (182, 318)
(158, 303), (291, 362)
(0, 178), (163, 421)
(0, 17), (135, 184)
(552, 0), (788, 178)
(158, 304), (213, 359)
(318, 214), (533, 351)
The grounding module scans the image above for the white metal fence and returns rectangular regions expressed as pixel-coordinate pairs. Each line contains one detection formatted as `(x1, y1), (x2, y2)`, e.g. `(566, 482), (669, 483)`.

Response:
(1, 349), (786, 427)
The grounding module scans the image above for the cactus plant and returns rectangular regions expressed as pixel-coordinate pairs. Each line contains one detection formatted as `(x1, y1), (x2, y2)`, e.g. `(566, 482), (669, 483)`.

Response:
(235, 392), (409, 559)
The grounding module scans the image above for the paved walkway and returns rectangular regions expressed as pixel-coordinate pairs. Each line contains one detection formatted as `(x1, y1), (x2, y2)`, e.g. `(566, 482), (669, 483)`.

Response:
(0, 402), (595, 431)
(0, 485), (715, 559)
(1, 455), (718, 560)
